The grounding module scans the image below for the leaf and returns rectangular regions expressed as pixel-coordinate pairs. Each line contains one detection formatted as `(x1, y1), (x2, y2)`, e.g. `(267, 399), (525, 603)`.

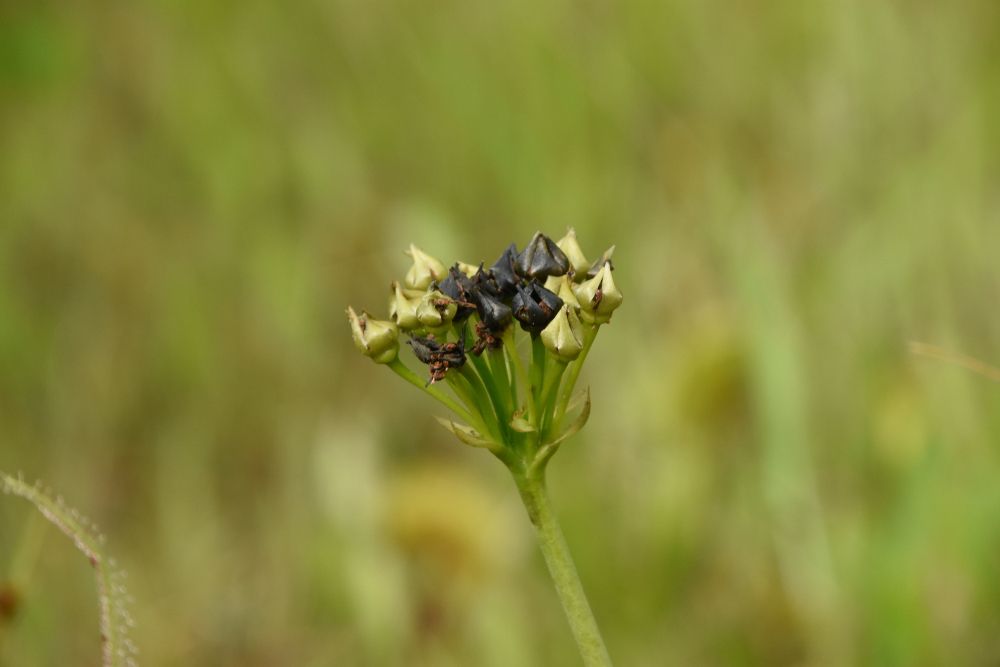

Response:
(545, 387), (591, 447)
(510, 407), (536, 433)
(567, 388), (589, 414)
(434, 417), (494, 448)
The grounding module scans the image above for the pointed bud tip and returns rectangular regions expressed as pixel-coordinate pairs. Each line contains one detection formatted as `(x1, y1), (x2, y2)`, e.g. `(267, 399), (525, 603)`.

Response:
(403, 244), (447, 290)
(347, 306), (399, 363)
(389, 281), (421, 330)
(416, 290), (458, 328)
(515, 232), (570, 280)
(541, 304), (584, 361)
(556, 227), (590, 277)
(574, 261), (623, 324)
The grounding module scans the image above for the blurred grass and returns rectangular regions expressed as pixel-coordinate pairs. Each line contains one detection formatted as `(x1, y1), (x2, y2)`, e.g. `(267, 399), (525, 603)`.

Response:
(2, 0), (1000, 664)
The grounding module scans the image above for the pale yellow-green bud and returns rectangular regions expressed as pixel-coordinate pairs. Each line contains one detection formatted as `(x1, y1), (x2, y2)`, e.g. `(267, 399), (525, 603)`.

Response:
(416, 290), (458, 328)
(347, 306), (399, 364)
(553, 274), (581, 311)
(404, 244), (447, 290)
(574, 262), (623, 324)
(455, 261), (480, 278)
(388, 281), (421, 331)
(556, 227), (590, 278)
(541, 304), (585, 361)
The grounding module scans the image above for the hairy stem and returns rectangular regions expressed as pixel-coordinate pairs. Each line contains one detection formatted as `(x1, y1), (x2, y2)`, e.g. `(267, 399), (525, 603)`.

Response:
(1, 472), (135, 667)
(513, 471), (612, 667)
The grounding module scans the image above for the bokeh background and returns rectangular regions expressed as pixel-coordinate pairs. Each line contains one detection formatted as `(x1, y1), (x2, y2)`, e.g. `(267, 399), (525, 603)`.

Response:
(2, 0), (1000, 665)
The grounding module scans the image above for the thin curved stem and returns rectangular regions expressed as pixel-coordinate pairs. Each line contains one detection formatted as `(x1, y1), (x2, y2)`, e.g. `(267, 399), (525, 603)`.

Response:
(446, 372), (501, 442)
(456, 364), (506, 442)
(513, 471), (612, 667)
(387, 358), (475, 423)
(553, 325), (598, 429)
(465, 352), (511, 441)
(530, 335), (547, 429)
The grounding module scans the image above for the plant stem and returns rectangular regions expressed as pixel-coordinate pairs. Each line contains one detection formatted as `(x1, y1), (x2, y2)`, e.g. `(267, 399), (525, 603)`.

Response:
(466, 353), (510, 437)
(457, 364), (508, 442)
(530, 335), (547, 428)
(504, 330), (535, 424)
(513, 471), (612, 667)
(387, 358), (476, 424)
(553, 325), (599, 429)
(539, 359), (568, 438)
(446, 372), (500, 441)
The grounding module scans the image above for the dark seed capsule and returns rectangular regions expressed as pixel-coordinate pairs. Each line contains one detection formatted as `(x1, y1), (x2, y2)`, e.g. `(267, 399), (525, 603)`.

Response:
(437, 265), (477, 321)
(471, 286), (512, 332)
(437, 340), (466, 369)
(515, 232), (570, 280)
(512, 282), (563, 334)
(585, 249), (615, 280)
(407, 335), (466, 384)
(471, 267), (502, 299)
(471, 320), (504, 356)
(407, 336), (440, 364)
(489, 243), (521, 297)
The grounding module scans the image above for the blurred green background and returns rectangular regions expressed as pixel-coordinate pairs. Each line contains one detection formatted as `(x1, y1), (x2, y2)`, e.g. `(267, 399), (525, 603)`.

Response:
(2, 0), (1000, 665)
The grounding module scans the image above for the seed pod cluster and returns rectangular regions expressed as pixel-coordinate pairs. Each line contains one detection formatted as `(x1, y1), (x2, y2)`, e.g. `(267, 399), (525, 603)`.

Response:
(349, 229), (621, 385)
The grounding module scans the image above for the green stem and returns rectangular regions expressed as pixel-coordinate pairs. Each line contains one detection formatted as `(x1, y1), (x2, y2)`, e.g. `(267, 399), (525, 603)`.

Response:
(513, 471), (612, 667)
(457, 364), (507, 441)
(487, 346), (513, 413)
(445, 371), (499, 441)
(467, 351), (508, 424)
(504, 345), (519, 409)
(539, 360), (568, 438)
(553, 325), (599, 429)
(387, 358), (475, 424)
(530, 335), (547, 429)
(504, 329), (535, 424)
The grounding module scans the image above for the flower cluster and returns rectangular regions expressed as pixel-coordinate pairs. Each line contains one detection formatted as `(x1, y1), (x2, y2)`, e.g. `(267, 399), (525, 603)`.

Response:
(347, 230), (621, 472)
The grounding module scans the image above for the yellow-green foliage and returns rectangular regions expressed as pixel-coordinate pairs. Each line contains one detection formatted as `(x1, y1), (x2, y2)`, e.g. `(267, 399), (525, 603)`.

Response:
(1, 0), (999, 665)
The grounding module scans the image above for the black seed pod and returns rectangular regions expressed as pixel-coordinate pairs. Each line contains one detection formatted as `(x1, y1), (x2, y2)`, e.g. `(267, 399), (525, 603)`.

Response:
(471, 287), (512, 332)
(489, 243), (520, 297)
(515, 232), (570, 280)
(512, 282), (563, 334)
(471, 266), (503, 299)
(585, 247), (616, 280)
(407, 336), (439, 364)
(585, 258), (614, 280)
(407, 335), (466, 385)
(437, 265), (477, 321)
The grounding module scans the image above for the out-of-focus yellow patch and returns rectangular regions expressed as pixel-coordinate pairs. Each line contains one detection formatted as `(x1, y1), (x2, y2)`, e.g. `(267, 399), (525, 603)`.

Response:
(873, 379), (928, 470)
(385, 463), (522, 586)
